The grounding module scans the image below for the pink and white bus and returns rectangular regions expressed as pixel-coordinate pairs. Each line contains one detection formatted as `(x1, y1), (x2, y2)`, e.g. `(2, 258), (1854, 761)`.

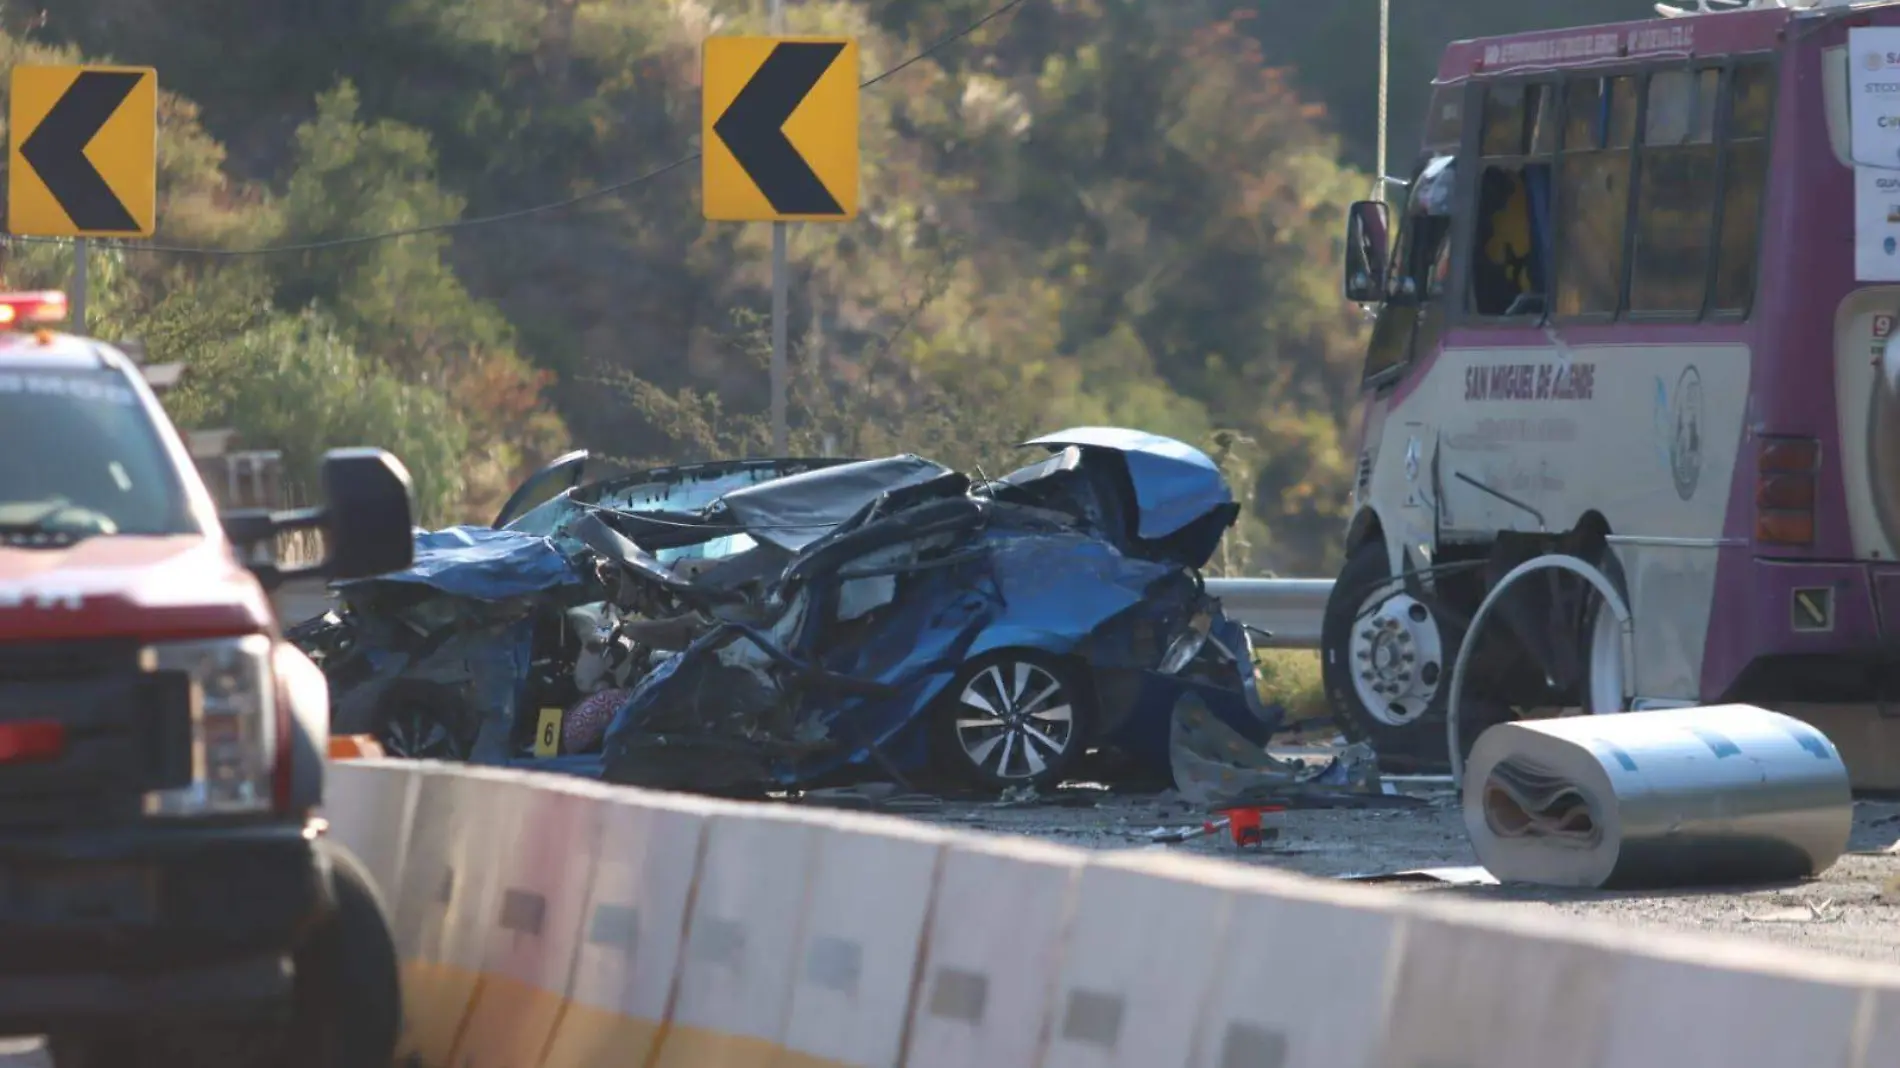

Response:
(1325, 0), (1900, 787)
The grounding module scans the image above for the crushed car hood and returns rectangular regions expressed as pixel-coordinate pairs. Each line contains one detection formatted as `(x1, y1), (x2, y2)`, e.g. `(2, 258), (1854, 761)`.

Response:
(504, 456), (859, 544)
(715, 454), (957, 552)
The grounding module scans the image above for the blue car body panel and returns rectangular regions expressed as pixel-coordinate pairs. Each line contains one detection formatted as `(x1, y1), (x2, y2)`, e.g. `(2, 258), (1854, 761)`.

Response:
(1022, 427), (1234, 541)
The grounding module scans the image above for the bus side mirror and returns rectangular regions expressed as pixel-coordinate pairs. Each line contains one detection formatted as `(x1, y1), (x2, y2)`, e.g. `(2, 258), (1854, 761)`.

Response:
(1344, 200), (1390, 304)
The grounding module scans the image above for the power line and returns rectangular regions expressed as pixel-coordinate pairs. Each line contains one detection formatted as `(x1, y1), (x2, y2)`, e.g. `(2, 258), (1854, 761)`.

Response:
(2, 0), (1034, 258)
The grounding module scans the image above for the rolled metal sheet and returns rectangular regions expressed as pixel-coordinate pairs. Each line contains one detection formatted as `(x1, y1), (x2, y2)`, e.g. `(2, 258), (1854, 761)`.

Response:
(1462, 705), (1852, 890)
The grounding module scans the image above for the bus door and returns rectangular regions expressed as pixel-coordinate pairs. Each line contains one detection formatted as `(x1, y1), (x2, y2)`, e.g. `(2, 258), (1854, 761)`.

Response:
(1348, 155), (1458, 391)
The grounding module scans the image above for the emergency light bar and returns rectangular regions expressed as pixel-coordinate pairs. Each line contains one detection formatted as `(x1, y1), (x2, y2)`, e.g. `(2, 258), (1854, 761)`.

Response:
(0, 291), (68, 327)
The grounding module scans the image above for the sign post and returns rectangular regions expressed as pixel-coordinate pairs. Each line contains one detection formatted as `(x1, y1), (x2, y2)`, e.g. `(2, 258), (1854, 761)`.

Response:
(770, 0), (787, 455)
(703, 31), (859, 454)
(8, 65), (159, 334)
(72, 237), (88, 333)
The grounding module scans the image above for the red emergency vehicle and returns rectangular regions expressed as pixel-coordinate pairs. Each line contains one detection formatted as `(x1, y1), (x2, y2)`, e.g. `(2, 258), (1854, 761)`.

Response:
(0, 290), (415, 1067)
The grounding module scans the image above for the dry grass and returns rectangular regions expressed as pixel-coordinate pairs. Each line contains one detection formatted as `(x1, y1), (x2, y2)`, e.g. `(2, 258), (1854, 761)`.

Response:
(1252, 647), (1330, 725)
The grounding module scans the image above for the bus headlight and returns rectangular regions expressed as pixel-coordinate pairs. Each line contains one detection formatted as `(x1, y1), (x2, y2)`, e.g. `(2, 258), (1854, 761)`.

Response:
(142, 634), (277, 817)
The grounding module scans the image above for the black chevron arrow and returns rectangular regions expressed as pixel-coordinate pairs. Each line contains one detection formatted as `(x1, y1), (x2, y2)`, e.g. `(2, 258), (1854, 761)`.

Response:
(19, 70), (143, 232)
(713, 42), (845, 216)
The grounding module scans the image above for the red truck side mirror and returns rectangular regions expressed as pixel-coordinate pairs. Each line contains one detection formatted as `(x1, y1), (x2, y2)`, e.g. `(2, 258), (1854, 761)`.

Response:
(222, 448), (415, 587)
(318, 449), (416, 580)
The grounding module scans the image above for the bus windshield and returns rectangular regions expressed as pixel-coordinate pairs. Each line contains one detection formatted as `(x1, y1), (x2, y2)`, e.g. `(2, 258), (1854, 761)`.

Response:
(0, 368), (197, 541)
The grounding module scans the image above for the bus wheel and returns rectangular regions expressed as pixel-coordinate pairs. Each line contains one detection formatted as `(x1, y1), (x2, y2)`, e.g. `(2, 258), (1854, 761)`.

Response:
(1321, 542), (1454, 772)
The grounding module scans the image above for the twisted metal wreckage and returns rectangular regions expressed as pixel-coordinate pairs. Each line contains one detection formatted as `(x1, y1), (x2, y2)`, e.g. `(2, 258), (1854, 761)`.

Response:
(291, 428), (1373, 799)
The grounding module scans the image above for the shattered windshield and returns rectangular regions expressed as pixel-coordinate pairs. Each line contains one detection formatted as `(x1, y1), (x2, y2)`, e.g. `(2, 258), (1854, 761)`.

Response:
(0, 368), (196, 540)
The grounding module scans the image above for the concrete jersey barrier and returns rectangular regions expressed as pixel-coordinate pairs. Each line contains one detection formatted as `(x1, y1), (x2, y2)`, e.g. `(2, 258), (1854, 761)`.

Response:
(325, 759), (1900, 1068)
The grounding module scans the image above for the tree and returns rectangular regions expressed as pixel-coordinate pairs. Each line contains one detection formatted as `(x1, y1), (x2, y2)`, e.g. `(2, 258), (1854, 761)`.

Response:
(172, 310), (470, 523)
(19, 0), (1405, 572)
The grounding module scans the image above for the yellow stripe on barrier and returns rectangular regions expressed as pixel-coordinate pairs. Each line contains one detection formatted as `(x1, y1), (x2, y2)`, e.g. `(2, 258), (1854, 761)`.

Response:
(397, 961), (482, 1067)
(651, 1025), (847, 1068)
(538, 1001), (664, 1068)
(398, 966), (853, 1068)
(452, 971), (573, 1068)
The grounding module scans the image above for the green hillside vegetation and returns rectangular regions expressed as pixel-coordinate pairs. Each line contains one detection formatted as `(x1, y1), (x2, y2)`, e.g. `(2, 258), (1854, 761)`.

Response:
(0, 0), (1653, 573)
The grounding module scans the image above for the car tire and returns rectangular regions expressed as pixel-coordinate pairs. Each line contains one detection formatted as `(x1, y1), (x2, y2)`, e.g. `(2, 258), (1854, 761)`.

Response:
(371, 681), (480, 762)
(931, 651), (1090, 792)
(1321, 541), (1458, 773)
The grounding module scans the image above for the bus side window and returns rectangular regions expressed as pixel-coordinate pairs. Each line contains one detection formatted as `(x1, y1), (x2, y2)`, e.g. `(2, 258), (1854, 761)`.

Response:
(1554, 76), (1637, 317)
(1468, 83), (1556, 319)
(1712, 60), (1774, 313)
(1629, 68), (1722, 314)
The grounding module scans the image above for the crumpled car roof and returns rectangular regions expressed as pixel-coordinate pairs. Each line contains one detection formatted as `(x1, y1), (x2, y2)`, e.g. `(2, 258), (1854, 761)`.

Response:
(1021, 427), (1233, 540)
(715, 454), (957, 551)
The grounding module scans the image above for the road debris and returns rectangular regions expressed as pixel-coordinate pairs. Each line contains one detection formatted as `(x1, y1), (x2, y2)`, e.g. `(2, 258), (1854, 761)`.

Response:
(1741, 901), (1838, 924)
(1340, 866), (1498, 886)
(1461, 705), (1854, 890)
(1146, 804), (1286, 848)
(796, 783), (946, 812)
(1168, 692), (1384, 806)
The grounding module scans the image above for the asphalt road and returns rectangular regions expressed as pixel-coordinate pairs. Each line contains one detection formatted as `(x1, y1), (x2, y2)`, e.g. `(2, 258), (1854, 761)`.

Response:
(909, 787), (1900, 966)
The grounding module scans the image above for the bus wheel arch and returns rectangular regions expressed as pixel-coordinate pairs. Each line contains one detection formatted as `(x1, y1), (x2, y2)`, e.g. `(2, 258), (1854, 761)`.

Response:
(1344, 506), (1414, 578)
(1343, 508), (1386, 560)
(1447, 551), (1636, 785)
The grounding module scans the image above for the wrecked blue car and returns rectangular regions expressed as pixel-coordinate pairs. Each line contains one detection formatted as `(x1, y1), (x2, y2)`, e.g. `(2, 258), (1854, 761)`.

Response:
(291, 430), (1284, 796)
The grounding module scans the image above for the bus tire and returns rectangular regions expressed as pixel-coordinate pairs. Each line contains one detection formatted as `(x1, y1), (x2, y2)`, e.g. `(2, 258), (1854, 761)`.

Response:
(1321, 541), (1456, 773)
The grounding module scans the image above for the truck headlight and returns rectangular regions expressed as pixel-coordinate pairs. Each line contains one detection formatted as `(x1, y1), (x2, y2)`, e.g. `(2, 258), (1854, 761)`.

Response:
(142, 634), (277, 817)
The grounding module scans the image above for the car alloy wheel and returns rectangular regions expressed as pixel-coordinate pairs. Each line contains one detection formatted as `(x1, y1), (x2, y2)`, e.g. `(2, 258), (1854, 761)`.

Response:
(950, 658), (1077, 784)
(382, 709), (467, 760)
(372, 683), (478, 762)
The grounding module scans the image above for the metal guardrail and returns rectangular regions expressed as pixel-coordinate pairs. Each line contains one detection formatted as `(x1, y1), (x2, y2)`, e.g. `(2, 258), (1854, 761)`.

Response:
(271, 574), (1337, 648)
(271, 577), (336, 627)
(1205, 578), (1333, 649)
